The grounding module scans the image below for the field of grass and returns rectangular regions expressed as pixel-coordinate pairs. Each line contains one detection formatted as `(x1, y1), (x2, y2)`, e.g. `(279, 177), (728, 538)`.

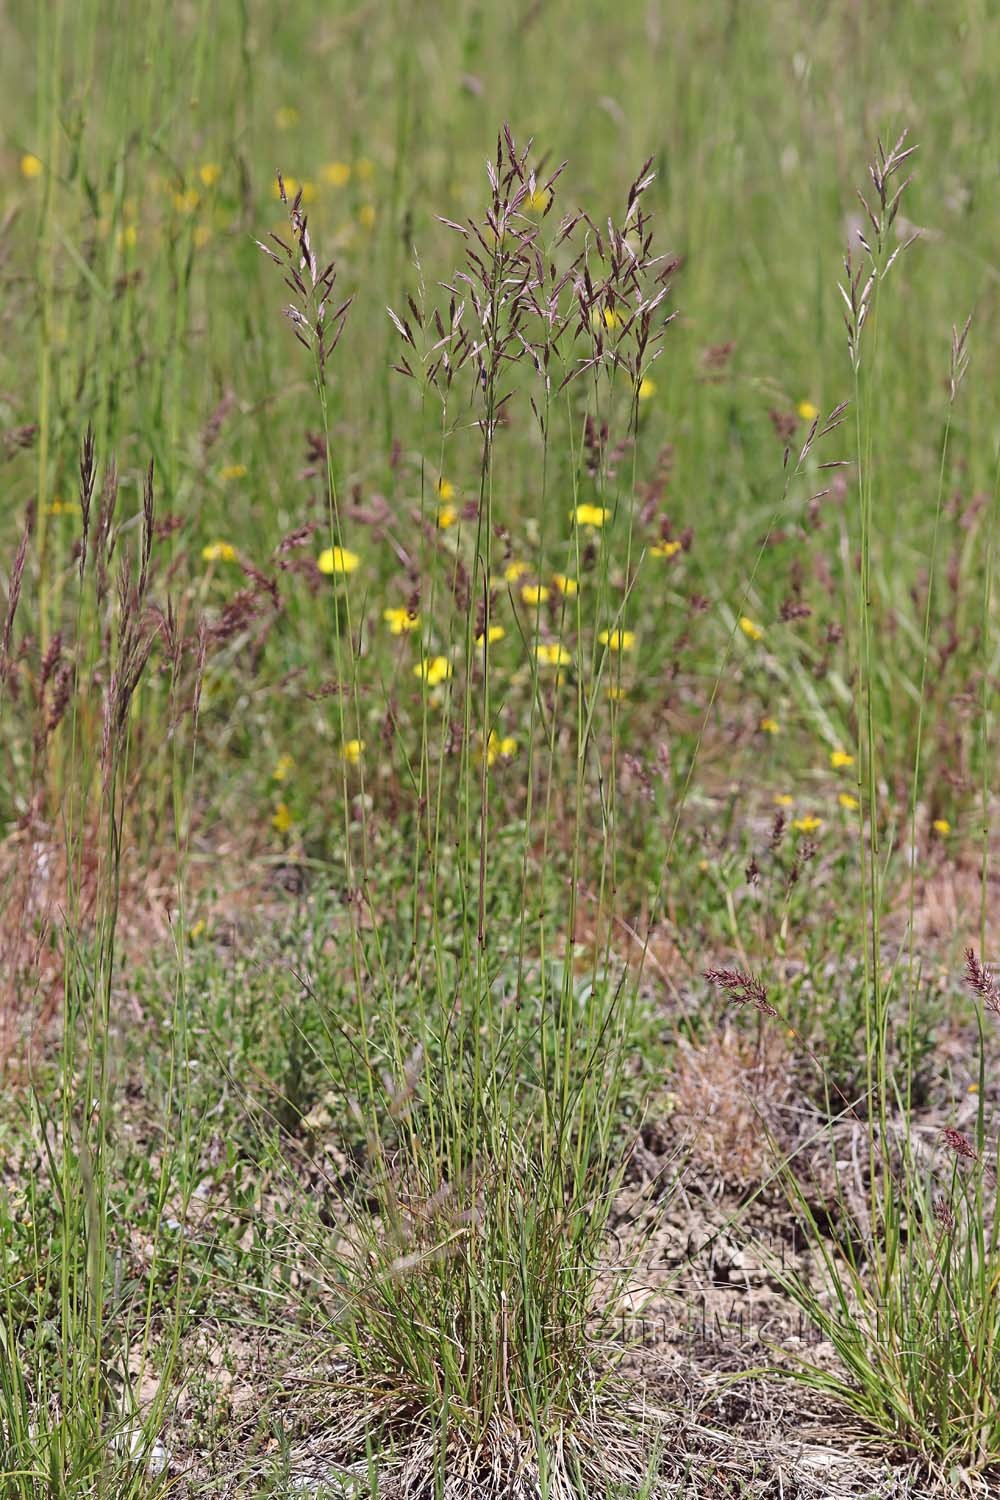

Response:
(3, 1), (1000, 1496)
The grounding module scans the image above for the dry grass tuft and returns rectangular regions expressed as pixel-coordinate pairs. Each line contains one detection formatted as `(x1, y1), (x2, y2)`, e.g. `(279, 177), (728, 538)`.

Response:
(668, 1023), (796, 1190)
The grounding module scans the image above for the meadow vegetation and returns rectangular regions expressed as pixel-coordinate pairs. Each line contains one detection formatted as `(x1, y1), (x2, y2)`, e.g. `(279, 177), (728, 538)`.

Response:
(2, 1), (1000, 1496)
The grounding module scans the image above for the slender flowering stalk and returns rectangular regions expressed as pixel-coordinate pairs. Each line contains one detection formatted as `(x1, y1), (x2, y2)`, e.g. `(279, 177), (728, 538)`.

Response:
(703, 967), (777, 1017)
(964, 948), (1000, 1016)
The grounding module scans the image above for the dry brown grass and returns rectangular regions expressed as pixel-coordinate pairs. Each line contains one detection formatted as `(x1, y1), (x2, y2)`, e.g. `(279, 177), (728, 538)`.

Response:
(667, 1021), (796, 1190)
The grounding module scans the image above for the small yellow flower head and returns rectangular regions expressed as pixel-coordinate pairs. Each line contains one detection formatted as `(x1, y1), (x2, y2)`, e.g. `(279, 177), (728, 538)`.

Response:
(318, 545), (360, 575)
(480, 730), (517, 767)
(932, 818), (951, 836)
(383, 606), (420, 635)
(638, 377), (656, 401)
(202, 541), (237, 562)
(272, 753), (295, 782)
(591, 306), (619, 330)
(774, 793), (794, 807)
(551, 573), (578, 597)
(739, 616), (764, 642)
(341, 738), (364, 764)
(20, 153), (43, 179)
(437, 505), (459, 529)
(607, 683), (628, 702)
(272, 801), (294, 833)
(651, 539), (681, 558)
(199, 162), (221, 187)
(573, 504), (610, 528)
(599, 628), (636, 652)
(358, 203), (376, 231)
(173, 187), (200, 214)
(414, 656), (452, 687)
(321, 161), (351, 187)
(188, 918), (207, 941)
(47, 498), (75, 516)
(792, 815), (822, 834)
(504, 560), (530, 583)
(797, 400), (819, 423)
(525, 187), (550, 213)
(437, 478), (456, 501)
(477, 624), (506, 646)
(521, 584), (550, 607)
(299, 181), (318, 204)
(535, 642), (572, 668)
(838, 792), (860, 811)
(220, 462), (247, 481)
(275, 106), (300, 130)
(273, 175), (299, 199)
(116, 225), (138, 251)
(829, 748), (854, 770)
(760, 717), (780, 735)
(193, 224), (213, 249)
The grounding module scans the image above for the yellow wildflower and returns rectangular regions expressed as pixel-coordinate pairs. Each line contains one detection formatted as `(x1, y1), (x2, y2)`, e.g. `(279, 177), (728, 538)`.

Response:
(341, 738), (364, 764)
(383, 606), (420, 635)
(829, 749), (854, 770)
(572, 503), (610, 528)
(798, 400), (819, 422)
(437, 506), (459, 529)
(651, 539), (681, 558)
(116, 225), (138, 251)
(173, 187), (200, 214)
(607, 683), (628, 702)
(220, 463), (247, 481)
(318, 546), (360, 575)
(198, 162), (221, 187)
(504, 560), (530, 583)
(272, 753), (295, 782)
(739, 616), (764, 642)
(480, 731), (517, 767)
(591, 307), (618, 330)
(792, 815), (822, 834)
(272, 802), (294, 833)
(47, 498), (74, 516)
(760, 717), (780, 735)
(525, 187), (550, 213)
(437, 478), (456, 501)
(202, 541), (237, 562)
(20, 153), (43, 179)
(521, 584), (550, 607)
(774, 793), (794, 807)
(535, 643), (572, 667)
(551, 573), (578, 597)
(358, 203), (376, 230)
(321, 161), (351, 187)
(932, 818), (951, 836)
(275, 107), (300, 130)
(638, 377), (656, 401)
(188, 918), (207, 941)
(273, 175), (298, 198)
(838, 792), (860, 811)
(477, 624), (506, 646)
(414, 656), (452, 687)
(599, 628), (636, 652)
